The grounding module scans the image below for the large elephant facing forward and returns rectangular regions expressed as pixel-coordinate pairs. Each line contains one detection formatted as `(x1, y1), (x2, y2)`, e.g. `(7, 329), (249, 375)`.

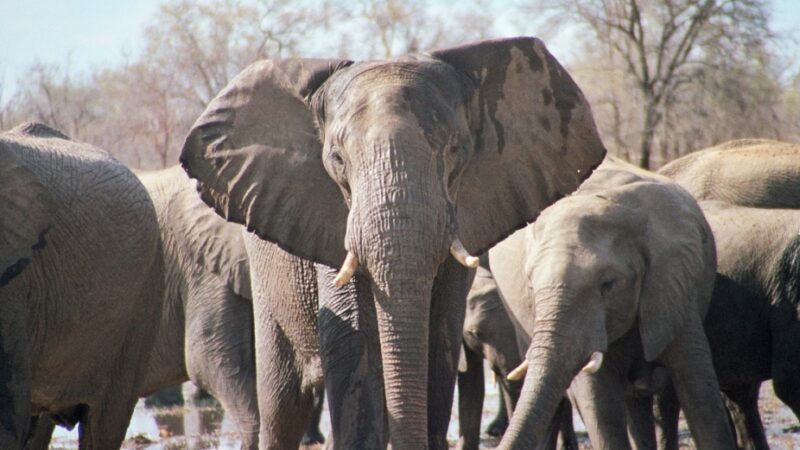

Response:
(490, 158), (735, 449)
(0, 123), (163, 449)
(180, 37), (606, 449)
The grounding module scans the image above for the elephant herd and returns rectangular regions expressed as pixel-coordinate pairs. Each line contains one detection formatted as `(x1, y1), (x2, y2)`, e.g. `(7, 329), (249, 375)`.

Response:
(1, 36), (799, 450)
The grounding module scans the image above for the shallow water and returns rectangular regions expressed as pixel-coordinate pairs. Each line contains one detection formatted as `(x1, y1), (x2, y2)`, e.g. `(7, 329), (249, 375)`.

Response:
(48, 366), (800, 449)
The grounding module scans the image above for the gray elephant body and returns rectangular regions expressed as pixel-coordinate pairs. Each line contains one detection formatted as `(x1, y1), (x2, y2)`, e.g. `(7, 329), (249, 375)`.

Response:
(180, 37), (607, 449)
(0, 123), (163, 449)
(25, 165), (260, 449)
(490, 158), (735, 449)
(658, 139), (800, 207)
(655, 140), (800, 449)
(138, 166), (259, 448)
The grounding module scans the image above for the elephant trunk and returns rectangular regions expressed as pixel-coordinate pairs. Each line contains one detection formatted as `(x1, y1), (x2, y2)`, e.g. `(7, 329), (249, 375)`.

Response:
(497, 324), (583, 449)
(346, 161), (451, 449)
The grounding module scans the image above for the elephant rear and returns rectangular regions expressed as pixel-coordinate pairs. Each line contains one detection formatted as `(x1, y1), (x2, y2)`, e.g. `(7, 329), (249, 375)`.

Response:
(0, 122), (163, 449)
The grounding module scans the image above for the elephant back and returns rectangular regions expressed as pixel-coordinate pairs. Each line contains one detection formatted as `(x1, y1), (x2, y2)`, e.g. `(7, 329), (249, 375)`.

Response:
(658, 139), (800, 208)
(1, 122), (163, 401)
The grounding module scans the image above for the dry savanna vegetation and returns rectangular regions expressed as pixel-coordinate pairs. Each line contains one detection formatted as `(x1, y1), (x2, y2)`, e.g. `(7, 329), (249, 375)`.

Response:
(0, 0), (797, 171)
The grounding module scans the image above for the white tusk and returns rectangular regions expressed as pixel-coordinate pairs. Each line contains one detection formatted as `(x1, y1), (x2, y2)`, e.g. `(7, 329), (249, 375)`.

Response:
(450, 238), (479, 269)
(333, 251), (359, 288)
(506, 360), (529, 381)
(581, 352), (604, 374)
(492, 371), (497, 387)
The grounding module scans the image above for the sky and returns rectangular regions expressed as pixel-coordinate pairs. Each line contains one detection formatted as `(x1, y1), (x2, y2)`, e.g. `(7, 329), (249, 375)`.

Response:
(1, 0), (799, 98)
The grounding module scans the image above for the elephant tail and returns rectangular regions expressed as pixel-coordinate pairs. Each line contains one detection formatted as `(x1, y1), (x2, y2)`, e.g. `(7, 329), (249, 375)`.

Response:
(769, 234), (800, 320)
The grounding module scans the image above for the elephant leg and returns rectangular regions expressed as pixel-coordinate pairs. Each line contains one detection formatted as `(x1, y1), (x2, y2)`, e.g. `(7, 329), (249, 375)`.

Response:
(23, 415), (55, 450)
(186, 288), (259, 449)
(570, 364), (632, 450)
(659, 316), (735, 450)
(301, 388), (326, 446)
(246, 236), (321, 450)
(626, 395), (657, 450)
(78, 395), (138, 450)
(557, 397), (578, 450)
(316, 267), (385, 450)
(456, 344), (484, 450)
(653, 382), (679, 450)
(428, 257), (471, 450)
(0, 296), (31, 449)
(723, 383), (769, 450)
(771, 317), (800, 421)
(486, 389), (509, 437)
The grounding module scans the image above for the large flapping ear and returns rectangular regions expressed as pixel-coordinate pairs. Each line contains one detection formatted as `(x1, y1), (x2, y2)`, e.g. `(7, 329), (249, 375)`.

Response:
(0, 130), (55, 286)
(634, 182), (714, 361)
(429, 37), (607, 255)
(180, 58), (353, 268)
(168, 170), (252, 299)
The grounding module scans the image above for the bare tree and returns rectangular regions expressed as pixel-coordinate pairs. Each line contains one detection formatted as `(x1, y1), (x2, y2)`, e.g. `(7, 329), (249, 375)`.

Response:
(523, 0), (774, 168)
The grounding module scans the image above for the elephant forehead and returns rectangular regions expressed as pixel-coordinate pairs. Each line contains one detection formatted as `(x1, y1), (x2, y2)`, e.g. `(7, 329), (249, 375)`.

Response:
(322, 60), (467, 117)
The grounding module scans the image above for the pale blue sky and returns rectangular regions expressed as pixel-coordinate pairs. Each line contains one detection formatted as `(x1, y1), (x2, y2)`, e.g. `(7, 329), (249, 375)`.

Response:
(1, 0), (798, 97)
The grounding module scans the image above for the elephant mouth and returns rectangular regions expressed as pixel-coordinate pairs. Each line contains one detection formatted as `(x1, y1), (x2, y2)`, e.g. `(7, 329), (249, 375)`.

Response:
(507, 351), (604, 381)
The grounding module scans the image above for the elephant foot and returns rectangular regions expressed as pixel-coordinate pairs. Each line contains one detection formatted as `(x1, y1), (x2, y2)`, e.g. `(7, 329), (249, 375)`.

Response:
(486, 414), (509, 437)
(301, 429), (325, 446)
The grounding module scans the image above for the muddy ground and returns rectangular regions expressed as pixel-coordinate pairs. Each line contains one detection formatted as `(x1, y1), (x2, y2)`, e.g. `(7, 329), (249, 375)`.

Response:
(49, 371), (800, 449)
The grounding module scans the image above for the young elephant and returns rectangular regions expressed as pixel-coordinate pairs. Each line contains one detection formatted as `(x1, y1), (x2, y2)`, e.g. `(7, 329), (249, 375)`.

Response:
(0, 123), (163, 449)
(26, 165), (260, 449)
(489, 158), (735, 449)
(457, 266), (525, 450)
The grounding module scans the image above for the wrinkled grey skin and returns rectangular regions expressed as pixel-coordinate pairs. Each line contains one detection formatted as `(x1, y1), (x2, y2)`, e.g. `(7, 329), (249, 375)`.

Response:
(654, 141), (800, 450)
(0, 122), (163, 449)
(180, 37), (606, 449)
(654, 202), (800, 450)
(25, 165), (259, 449)
(138, 166), (259, 448)
(457, 266), (524, 450)
(658, 139), (800, 208)
(490, 158), (735, 449)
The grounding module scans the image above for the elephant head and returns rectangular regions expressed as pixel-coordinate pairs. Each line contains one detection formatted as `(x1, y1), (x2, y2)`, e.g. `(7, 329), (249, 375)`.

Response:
(492, 160), (715, 448)
(180, 37), (606, 447)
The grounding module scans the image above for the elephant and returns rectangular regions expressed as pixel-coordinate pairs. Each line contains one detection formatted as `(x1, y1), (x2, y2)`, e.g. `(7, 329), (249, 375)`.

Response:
(657, 139), (800, 207)
(457, 266), (525, 450)
(488, 157), (736, 449)
(652, 201), (800, 450)
(179, 36), (607, 449)
(24, 164), (260, 449)
(0, 122), (163, 449)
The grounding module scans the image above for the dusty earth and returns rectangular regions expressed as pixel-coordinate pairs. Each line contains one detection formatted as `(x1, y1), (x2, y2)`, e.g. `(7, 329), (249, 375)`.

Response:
(49, 370), (800, 449)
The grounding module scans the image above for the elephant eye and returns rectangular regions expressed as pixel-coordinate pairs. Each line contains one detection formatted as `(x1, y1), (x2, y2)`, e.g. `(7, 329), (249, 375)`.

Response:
(331, 150), (344, 166)
(600, 279), (615, 295)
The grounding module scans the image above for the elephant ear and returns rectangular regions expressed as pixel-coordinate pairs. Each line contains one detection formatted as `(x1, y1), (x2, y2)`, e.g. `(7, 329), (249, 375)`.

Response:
(0, 132), (54, 286)
(180, 58), (353, 268)
(170, 173), (252, 299)
(636, 182), (712, 361)
(430, 37), (606, 255)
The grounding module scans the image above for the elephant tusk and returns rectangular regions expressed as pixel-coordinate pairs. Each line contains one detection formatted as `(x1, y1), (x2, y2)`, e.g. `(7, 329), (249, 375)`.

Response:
(507, 360), (528, 381)
(450, 238), (479, 269)
(581, 352), (604, 374)
(333, 251), (359, 288)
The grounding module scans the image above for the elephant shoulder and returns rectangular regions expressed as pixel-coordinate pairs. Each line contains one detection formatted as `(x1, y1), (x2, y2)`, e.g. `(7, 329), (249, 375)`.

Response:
(164, 168), (252, 299)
